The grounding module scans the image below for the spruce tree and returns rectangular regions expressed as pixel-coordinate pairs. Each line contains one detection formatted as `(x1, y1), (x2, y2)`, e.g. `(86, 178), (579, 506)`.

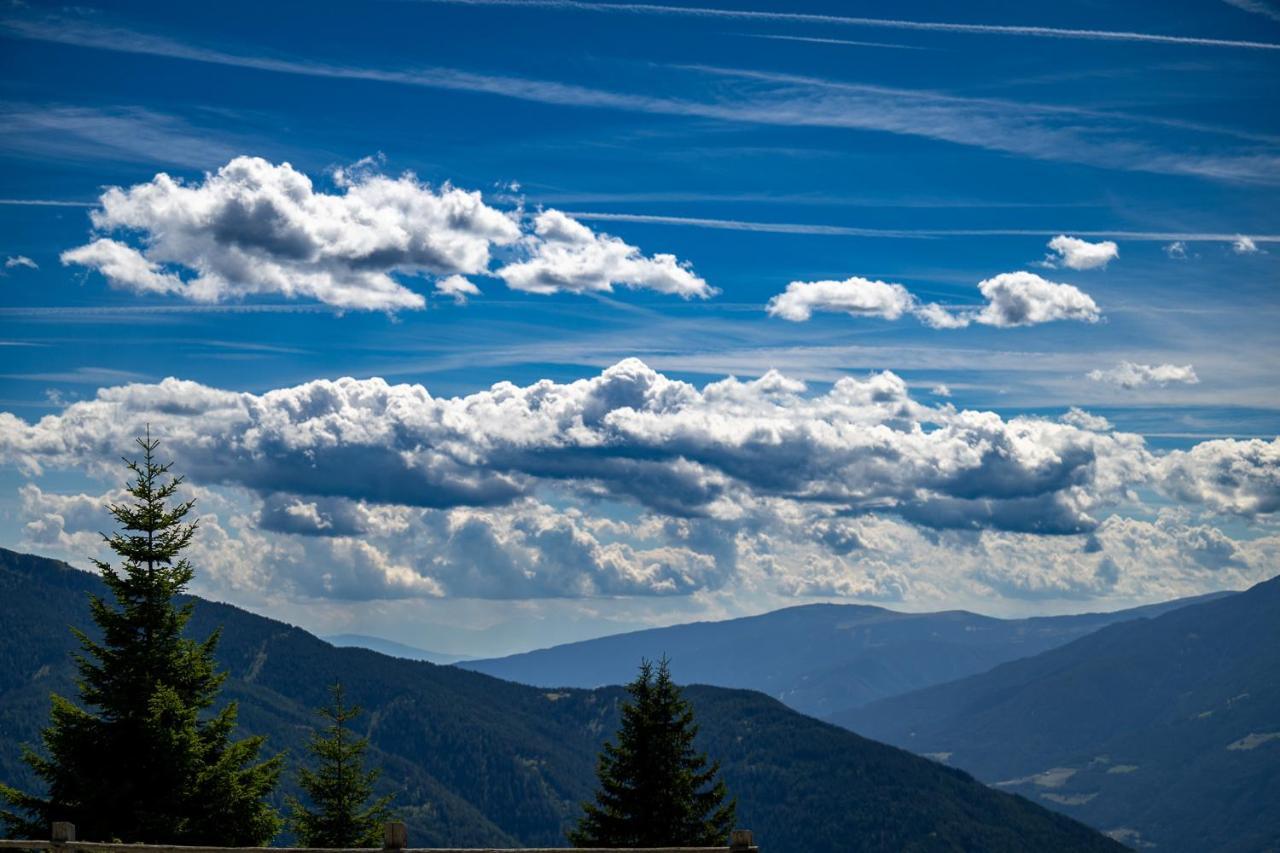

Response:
(0, 432), (282, 843)
(288, 683), (393, 847)
(570, 658), (735, 848)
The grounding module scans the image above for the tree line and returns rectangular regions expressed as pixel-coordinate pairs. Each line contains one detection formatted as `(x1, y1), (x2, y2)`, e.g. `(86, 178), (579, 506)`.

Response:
(0, 435), (734, 848)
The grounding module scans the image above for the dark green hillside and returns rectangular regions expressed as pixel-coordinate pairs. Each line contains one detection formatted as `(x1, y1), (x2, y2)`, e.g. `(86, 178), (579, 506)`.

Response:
(838, 574), (1280, 852)
(0, 547), (1122, 852)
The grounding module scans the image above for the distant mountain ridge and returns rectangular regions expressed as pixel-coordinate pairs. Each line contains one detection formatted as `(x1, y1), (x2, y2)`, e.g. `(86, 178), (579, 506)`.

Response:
(325, 633), (472, 664)
(835, 574), (1280, 852)
(461, 593), (1230, 717)
(0, 547), (1122, 852)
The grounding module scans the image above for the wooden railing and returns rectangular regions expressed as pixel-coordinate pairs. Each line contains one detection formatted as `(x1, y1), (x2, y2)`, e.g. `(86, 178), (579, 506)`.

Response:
(0, 823), (760, 853)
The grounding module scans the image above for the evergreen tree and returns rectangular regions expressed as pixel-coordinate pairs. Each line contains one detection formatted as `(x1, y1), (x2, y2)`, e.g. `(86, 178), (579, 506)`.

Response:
(288, 683), (394, 847)
(570, 658), (735, 848)
(0, 432), (281, 843)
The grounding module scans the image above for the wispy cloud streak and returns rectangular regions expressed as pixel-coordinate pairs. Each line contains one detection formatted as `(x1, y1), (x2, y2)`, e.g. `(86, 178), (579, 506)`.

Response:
(413, 0), (1280, 50)
(565, 212), (1280, 244)
(0, 198), (96, 207)
(4, 16), (1276, 183)
(1222, 0), (1280, 23)
(736, 33), (932, 51)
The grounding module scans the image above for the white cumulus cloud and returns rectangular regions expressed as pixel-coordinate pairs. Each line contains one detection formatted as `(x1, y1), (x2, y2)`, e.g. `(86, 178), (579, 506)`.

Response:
(434, 274), (481, 304)
(766, 276), (917, 322)
(1044, 235), (1119, 270)
(496, 209), (714, 298)
(1156, 438), (1280, 517)
(61, 156), (520, 310)
(971, 271), (1102, 328)
(59, 157), (714, 311)
(766, 270), (1101, 330)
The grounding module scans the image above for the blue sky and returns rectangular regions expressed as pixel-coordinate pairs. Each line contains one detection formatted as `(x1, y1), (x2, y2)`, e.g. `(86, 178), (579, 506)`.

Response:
(1, 0), (1277, 655)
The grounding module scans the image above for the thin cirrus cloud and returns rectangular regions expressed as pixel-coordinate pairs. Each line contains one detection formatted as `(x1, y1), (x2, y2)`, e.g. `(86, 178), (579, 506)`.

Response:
(413, 0), (1280, 50)
(0, 103), (245, 169)
(567, 212), (1280, 247)
(3, 16), (1278, 183)
(59, 156), (710, 310)
(1088, 361), (1201, 389)
(768, 271), (1101, 330)
(3, 255), (38, 271)
(1222, 0), (1280, 23)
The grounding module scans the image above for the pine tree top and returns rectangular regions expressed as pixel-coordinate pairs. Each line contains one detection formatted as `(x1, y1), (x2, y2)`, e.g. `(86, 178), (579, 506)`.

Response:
(0, 432), (281, 844)
(570, 657), (735, 848)
(289, 683), (394, 848)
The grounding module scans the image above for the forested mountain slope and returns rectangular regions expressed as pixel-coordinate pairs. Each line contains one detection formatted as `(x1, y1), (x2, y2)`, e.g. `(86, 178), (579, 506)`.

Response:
(837, 574), (1280, 852)
(0, 547), (1121, 852)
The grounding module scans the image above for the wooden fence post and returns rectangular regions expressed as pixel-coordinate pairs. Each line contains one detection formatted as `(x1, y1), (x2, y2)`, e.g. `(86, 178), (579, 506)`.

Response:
(383, 821), (407, 851)
(729, 828), (756, 852)
(51, 823), (75, 848)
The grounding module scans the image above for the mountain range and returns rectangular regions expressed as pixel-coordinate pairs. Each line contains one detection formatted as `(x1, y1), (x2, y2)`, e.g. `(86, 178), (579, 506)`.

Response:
(835, 575), (1280, 853)
(325, 634), (472, 665)
(460, 594), (1226, 718)
(0, 548), (1121, 852)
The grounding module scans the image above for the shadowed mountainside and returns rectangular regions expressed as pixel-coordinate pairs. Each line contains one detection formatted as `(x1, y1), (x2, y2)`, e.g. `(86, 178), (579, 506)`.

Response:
(0, 547), (1122, 852)
(835, 574), (1280, 852)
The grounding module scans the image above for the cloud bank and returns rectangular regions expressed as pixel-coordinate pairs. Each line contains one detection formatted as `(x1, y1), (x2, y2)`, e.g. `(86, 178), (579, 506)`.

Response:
(4, 361), (1273, 538)
(6, 363), (1277, 605)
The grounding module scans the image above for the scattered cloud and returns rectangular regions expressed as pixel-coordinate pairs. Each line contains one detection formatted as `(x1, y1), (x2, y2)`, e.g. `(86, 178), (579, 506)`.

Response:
(1157, 438), (1280, 517)
(767, 271), (1100, 330)
(62, 156), (518, 310)
(766, 276), (916, 322)
(60, 157), (709, 310)
(3, 255), (38, 271)
(62, 239), (184, 295)
(1088, 361), (1200, 389)
(434, 274), (481, 304)
(1044, 235), (1118, 270)
(1232, 234), (1261, 254)
(1164, 240), (1188, 259)
(496, 209), (714, 298)
(969, 271), (1102, 328)
(931, 384), (952, 397)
